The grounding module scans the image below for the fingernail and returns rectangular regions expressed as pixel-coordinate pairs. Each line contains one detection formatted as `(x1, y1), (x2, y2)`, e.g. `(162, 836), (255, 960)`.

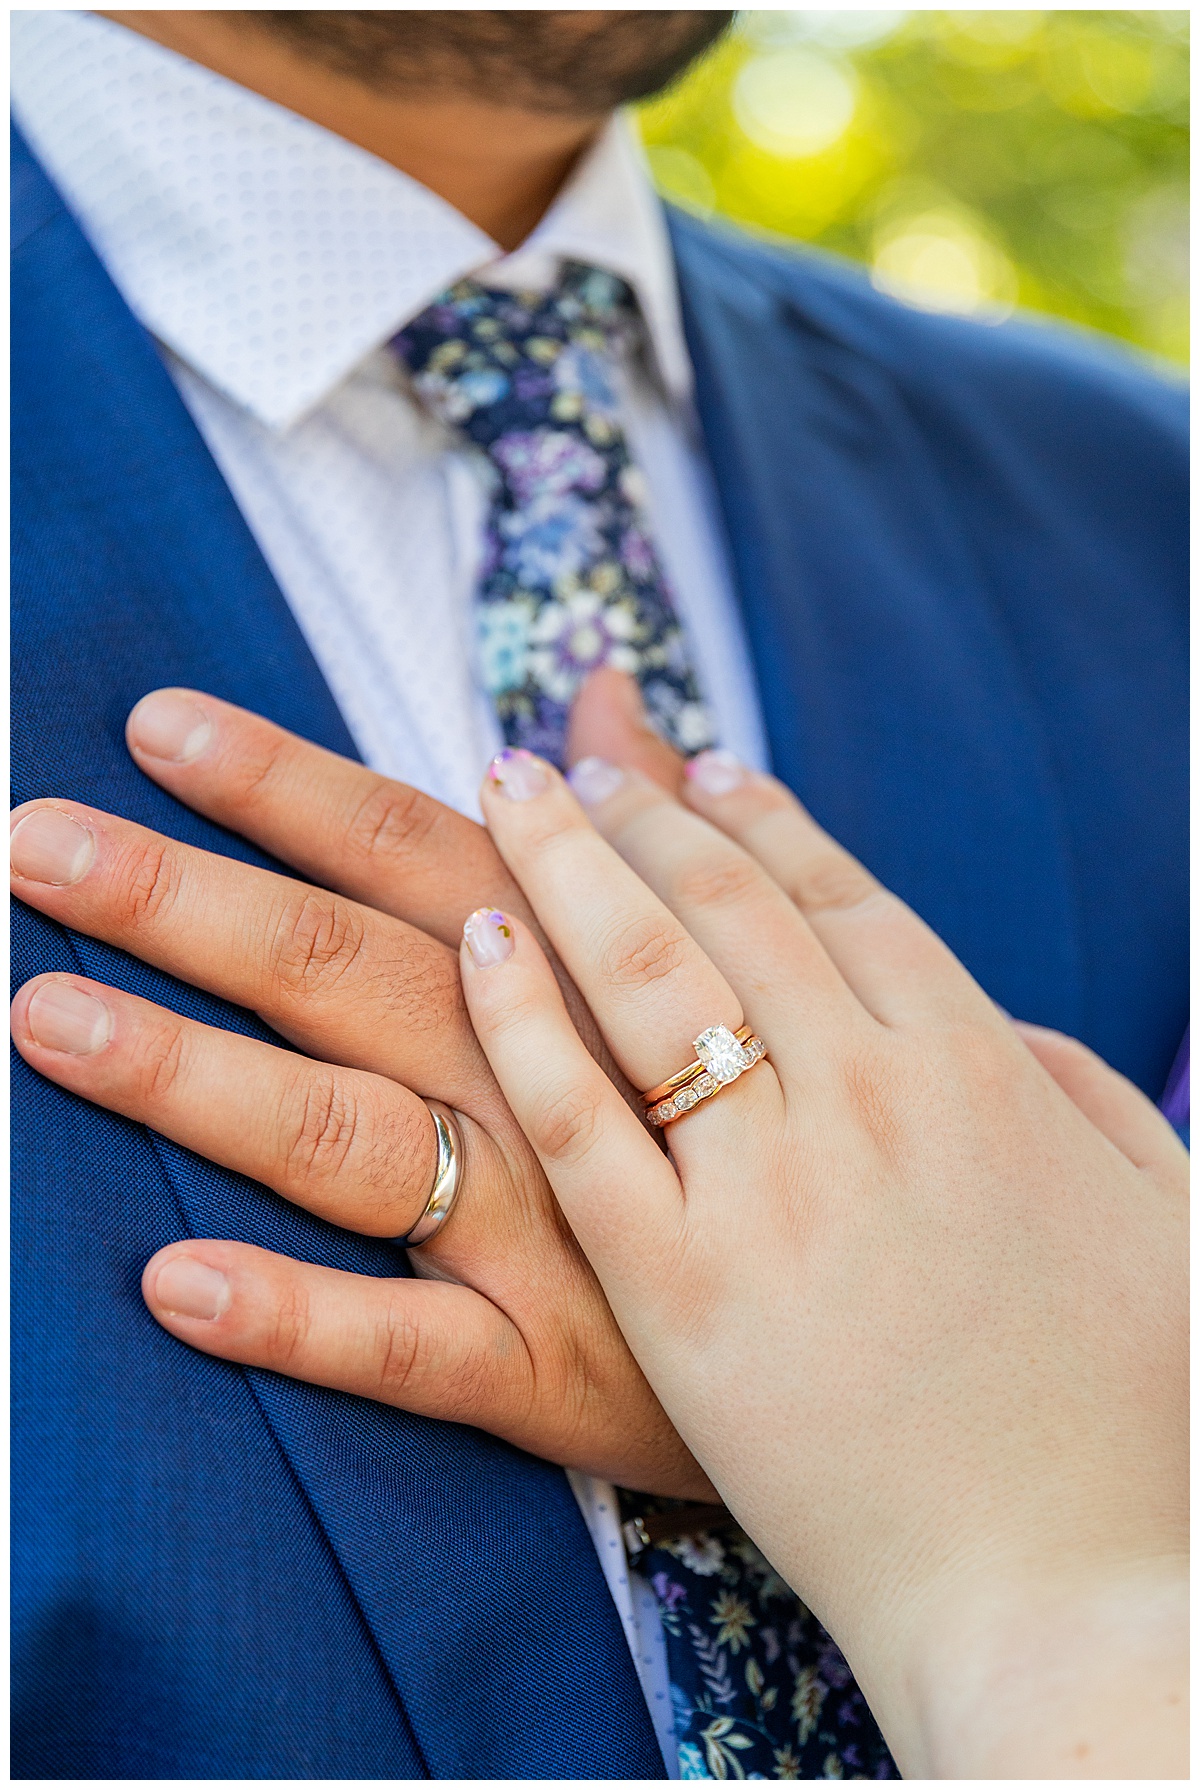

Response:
(568, 756), (625, 807)
(486, 749), (549, 802)
(463, 907), (516, 967)
(686, 749), (747, 797)
(128, 690), (213, 763)
(10, 809), (96, 885)
(26, 980), (112, 1054)
(152, 1256), (231, 1321)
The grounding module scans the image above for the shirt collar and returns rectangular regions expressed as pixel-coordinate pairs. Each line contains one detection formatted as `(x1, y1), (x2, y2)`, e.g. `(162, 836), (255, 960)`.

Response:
(12, 10), (692, 432)
(485, 115), (694, 412)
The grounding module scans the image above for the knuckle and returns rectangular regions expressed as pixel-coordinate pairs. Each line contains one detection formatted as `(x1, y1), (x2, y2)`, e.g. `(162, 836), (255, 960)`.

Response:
(789, 852), (879, 916)
(360, 1102), (438, 1230)
(599, 912), (689, 993)
(266, 1279), (314, 1374)
(383, 931), (470, 1043)
(482, 982), (547, 1039)
(373, 1303), (426, 1399)
(670, 849), (764, 914)
(116, 838), (182, 929)
(285, 1068), (366, 1185)
(457, 1364), (502, 1424)
(343, 779), (440, 866)
(436, 1336), (508, 1426)
(283, 1072), (436, 1232)
(131, 1015), (189, 1106)
(534, 1083), (605, 1166)
(269, 889), (368, 997)
(221, 728), (291, 810)
(841, 1045), (907, 1160)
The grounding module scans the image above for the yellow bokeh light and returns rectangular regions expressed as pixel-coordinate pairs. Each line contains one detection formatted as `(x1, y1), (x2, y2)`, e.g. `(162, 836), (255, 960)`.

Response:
(872, 210), (1019, 316)
(733, 49), (859, 158)
(636, 10), (1187, 364)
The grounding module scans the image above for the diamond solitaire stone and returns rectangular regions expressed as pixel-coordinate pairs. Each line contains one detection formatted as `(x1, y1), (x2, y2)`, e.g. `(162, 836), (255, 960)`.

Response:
(693, 1024), (752, 1084)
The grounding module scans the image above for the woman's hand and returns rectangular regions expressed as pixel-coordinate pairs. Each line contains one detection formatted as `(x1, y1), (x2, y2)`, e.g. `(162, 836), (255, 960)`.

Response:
(10, 683), (712, 1497)
(460, 746), (1188, 1779)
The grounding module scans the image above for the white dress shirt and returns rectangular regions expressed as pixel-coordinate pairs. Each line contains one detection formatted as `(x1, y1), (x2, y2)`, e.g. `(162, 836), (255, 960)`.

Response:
(13, 12), (773, 1771)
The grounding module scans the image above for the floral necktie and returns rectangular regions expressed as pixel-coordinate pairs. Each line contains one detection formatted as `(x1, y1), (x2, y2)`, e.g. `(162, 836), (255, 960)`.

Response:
(620, 1495), (899, 1780)
(393, 262), (716, 765)
(397, 264), (894, 1777)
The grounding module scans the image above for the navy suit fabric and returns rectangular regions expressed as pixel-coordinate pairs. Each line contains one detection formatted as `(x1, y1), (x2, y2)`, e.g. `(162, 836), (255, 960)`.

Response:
(12, 126), (665, 1782)
(669, 209), (1187, 1094)
(12, 125), (1187, 1778)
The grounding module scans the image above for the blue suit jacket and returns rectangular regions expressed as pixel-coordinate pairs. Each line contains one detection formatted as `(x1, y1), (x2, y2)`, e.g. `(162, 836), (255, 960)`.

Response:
(12, 125), (1187, 1777)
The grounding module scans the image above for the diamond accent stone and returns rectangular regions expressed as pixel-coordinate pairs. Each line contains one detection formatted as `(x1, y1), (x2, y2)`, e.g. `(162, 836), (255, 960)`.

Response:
(674, 1086), (700, 1111)
(694, 1024), (752, 1084)
(692, 1072), (717, 1099)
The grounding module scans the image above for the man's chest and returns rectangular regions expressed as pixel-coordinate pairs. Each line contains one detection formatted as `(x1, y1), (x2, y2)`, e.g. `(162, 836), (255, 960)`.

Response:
(168, 344), (770, 819)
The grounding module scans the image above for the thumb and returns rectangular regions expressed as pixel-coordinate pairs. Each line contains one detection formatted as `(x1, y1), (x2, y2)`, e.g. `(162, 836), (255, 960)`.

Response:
(566, 667), (686, 794)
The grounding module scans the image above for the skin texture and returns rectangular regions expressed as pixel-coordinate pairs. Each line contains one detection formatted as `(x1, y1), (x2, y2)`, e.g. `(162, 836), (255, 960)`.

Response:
(98, 10), (731, 248)
(18, 18), (1185, 1768)
(453, 749), (1187, 1778)
(45, 0), (733, 1494)
(11, 681), (1187, 1773)
(12, 678), (1187, 1772)
(10, 677), (713, 1497)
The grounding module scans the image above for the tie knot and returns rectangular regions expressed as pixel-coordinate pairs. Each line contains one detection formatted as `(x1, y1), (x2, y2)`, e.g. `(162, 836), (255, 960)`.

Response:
(393, 261), (639, 446)
(392, 260), (717, 763)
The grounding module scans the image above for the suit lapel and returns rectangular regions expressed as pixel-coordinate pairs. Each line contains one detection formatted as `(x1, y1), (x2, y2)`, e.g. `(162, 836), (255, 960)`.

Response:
(672, 213), (1083, 1031)
(13, 127), (663, 1778)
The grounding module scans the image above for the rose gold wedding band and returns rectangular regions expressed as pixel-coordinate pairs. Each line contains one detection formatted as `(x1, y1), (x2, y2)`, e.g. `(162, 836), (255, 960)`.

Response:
(642, 1024), (767, 1128)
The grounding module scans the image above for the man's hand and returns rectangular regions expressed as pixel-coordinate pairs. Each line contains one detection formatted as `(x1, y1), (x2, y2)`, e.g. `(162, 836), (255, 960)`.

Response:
(10, 674), (712, 1496)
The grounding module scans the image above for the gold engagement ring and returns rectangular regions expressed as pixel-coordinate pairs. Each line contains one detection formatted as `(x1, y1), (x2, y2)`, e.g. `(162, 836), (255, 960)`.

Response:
(642, 1024), (767, 1127)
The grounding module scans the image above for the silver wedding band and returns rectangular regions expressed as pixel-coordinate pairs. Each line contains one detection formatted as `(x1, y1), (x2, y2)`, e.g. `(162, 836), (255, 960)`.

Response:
(395, 1100), (464, 1248)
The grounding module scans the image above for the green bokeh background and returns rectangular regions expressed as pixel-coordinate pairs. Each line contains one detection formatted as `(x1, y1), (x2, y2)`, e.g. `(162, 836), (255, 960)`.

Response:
(636, 10), (1188, 364)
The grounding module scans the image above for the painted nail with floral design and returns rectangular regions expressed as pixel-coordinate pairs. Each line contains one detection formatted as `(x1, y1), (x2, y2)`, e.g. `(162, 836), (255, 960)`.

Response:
(463, 908), (516, 967)
(486, 749), (550, 802)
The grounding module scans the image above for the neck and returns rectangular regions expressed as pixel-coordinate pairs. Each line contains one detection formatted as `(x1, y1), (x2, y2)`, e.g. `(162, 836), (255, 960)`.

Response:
(99, 11), (606, 250)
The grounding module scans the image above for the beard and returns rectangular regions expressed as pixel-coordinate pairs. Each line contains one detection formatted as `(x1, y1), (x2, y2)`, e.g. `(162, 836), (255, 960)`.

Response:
(233, 10), (734, 112)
